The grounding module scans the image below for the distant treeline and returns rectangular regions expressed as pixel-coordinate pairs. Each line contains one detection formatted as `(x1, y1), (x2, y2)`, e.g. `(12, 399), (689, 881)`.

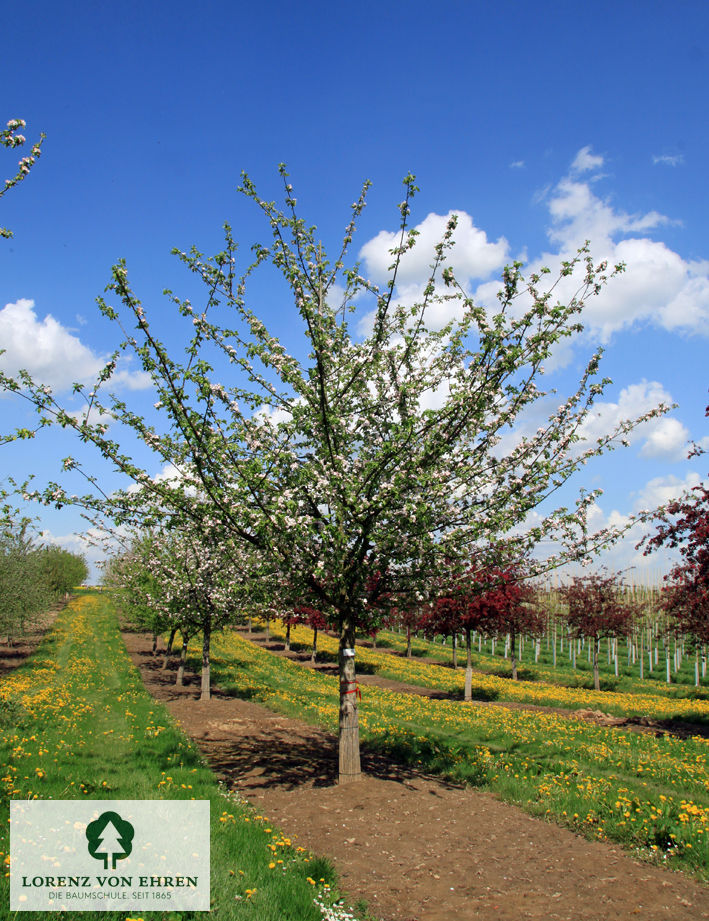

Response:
(0, 522), (88, 643)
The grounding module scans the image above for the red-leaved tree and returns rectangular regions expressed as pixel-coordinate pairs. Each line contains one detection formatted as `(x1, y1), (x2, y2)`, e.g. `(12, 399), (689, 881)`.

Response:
(389, 601), (428, 658)
(560, 571), (638, 690)
(643, 402), (708, 647)
(292, 604), (328, 663)
(431, 565), (543, 695)
(422, 594), (465, 667)
(475, 568), (546, 681)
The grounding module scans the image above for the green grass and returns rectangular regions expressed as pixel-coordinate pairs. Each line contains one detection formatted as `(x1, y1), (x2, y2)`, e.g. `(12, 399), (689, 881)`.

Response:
(260, 620), (709, 725)
(202, 627), (709, 882)
(0, 593), (352, 921)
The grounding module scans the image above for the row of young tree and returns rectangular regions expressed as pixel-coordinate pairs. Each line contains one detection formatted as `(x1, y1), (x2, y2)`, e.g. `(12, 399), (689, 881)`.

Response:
(0, 520), (88, 643)
(106, 520), (707, 702)
(390, 577), (709, 690)
(2, 120), (705, 780)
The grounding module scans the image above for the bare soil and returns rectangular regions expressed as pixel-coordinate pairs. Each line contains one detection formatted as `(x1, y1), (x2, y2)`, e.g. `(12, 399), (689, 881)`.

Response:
(0, 604), (62, 679)
(122, 631), (709, 921)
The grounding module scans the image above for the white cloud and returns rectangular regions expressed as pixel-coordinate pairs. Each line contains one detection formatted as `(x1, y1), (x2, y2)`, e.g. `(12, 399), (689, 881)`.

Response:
(546, 178), (672, 251)
(549, 471), (705, 579)
(360, 211), (509, 288)
(66, 404), (115, 431)
(631, 471), (703, 513)
(601, 472), (706, 577)
(570, 146), (604, 174)
(652, 154), (684, 167)
(0, 299), (152, 393)
(0, 299), (104, 391)
(578, 380), (684, 458)
(112, 363), (153, 391)
(638, 417), (690, 460)
(357, 212), (510, 333)
(357, 146), (708, 344)
(521, 149), (707, 341)
(509, 160), (525, 169)
(492, 379), (684, 464)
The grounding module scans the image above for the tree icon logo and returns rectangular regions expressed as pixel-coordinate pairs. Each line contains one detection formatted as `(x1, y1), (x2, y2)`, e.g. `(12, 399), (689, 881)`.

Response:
(85, 811), (135, 870)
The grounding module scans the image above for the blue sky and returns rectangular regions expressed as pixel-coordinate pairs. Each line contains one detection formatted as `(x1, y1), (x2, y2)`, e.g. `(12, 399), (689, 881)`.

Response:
(1, 0), (707, 581)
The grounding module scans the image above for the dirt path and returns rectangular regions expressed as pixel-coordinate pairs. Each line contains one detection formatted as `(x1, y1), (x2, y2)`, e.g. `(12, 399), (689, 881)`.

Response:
(0, 604), (62, 679)
(123, 631), (709, 921)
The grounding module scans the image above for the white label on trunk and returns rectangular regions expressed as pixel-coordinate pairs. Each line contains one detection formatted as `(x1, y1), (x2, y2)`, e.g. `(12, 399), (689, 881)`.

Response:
(342, 648), (355, 657)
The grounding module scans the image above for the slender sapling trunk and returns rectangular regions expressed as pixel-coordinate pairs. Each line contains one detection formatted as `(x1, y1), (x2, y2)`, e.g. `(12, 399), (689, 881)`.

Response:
(464, 628), (472, 702)
(162, 626), (178, 670)
(201, 619), (211, 701)
(176, 634), (189, 686)
(592, 638), (600, 691)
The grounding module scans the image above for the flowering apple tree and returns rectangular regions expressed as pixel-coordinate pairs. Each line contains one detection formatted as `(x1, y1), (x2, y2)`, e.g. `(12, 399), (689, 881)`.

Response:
(1, 169), (669, 782)
(1, 117), (44, 240)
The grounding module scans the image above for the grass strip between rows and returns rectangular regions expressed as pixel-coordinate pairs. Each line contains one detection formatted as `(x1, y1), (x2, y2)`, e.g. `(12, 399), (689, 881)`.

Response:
(266, 621), (709, 723)
(0, 592), (358, 921)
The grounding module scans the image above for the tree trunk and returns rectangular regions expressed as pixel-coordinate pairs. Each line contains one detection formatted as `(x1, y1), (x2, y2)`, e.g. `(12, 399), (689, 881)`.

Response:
(311, 625), (318, 663)
(151, 632), (158, 656)
(176, 635), (188, 686)
(338, 619), (362, 784)
(510, 627), (518, 681)
(464, 628), (472, 702)
(593, 639), (600, 691)
(201, 619), (211, 701)
(166, 626), (177, 654)
(162, 626), (178, 670)
(452, 632), (458, 669)
(285, 621), (291, 652)
(406, 625), (412, 658)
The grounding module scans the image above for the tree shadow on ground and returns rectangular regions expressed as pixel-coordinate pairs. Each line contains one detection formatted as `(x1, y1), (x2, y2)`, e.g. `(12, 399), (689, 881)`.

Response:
(125, 634), (464, 792)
